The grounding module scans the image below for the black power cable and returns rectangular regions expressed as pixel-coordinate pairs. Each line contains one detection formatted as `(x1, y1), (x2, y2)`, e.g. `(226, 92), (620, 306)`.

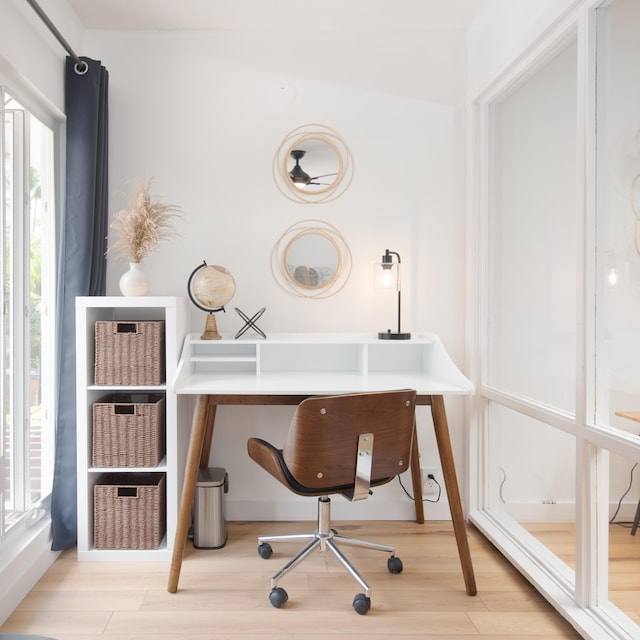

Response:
(610, 462), (637, 527)
(397, 473), (442, 503)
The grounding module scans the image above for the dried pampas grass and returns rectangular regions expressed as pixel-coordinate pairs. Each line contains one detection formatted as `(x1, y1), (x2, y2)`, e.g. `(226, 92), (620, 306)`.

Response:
(108, 178), (184, 263)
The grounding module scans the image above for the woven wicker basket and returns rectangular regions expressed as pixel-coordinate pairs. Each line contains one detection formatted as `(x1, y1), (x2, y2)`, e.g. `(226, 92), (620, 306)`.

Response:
(92, 394), (165, 467)
(94, 473), (166, 549)
(94, 320), (165, 385)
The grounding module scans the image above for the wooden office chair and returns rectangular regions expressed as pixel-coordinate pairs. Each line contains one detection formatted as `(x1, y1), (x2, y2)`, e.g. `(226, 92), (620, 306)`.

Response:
(247, 389), (417, 614)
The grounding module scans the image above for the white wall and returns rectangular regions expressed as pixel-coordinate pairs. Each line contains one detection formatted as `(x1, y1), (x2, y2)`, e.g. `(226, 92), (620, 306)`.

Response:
(1, 0), (84, 116)
(92, 29), (467, 339)
(467, 0), (577, 100)
(0, 16), (472, 622)
(80, 25), (469, 520)
(0, 2), (471, 532)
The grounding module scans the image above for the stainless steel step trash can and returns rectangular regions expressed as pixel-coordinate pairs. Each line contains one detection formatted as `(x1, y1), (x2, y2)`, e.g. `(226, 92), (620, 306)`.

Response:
(193, 467), (228, 549)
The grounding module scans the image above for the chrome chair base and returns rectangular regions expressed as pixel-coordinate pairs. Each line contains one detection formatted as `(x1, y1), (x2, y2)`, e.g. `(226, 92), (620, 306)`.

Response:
(257, 495), (402, 609)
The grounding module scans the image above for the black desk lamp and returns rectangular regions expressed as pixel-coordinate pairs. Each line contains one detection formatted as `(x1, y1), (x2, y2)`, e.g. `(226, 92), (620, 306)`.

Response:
(375, 249), (411, 340)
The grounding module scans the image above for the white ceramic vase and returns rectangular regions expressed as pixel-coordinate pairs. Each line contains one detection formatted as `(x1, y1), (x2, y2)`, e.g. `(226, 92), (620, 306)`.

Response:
(119, 262), (150, 296)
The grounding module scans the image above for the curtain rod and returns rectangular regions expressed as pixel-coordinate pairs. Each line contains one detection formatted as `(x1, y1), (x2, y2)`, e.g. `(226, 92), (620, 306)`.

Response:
(25, 0), (88, 73)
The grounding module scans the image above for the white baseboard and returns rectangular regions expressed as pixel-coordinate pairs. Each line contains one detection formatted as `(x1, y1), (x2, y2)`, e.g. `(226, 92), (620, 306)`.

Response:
(0, 518), (60, 625)
(226, 499), (638, 524)
(494, 501), (638, 523)
(225, 497), (452, 521)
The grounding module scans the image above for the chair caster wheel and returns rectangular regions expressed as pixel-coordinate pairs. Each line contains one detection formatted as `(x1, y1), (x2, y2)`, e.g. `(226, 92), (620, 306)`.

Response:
(258, 542), (272, 559)
(269, 586), (288, 608)
(388, 555), (403, 574)
(353, 593), (371, 615)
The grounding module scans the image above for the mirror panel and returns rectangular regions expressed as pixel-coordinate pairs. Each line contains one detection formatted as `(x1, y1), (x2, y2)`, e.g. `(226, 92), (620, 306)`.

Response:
(285, 231), (340, 287)
(271, 220), (351, 297)
(286, 137), (341, 193)
(273, 125), (353, 203)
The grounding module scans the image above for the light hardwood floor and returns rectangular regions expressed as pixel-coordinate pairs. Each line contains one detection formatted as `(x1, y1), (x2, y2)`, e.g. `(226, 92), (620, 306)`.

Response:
(1, 520), (584, 639)
(525, 521), (640, 627)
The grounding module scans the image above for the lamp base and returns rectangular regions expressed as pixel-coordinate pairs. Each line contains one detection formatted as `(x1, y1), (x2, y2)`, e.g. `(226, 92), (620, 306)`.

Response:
(378, 330), (411, 340)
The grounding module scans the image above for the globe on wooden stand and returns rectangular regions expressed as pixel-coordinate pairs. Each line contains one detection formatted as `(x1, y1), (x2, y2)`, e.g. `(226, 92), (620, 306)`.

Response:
(187, 261), (236, 340)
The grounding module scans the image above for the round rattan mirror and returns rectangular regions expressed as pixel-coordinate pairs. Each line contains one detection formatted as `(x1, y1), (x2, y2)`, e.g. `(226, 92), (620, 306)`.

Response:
(271, 220), (352, 297)
(273, 125), (354, 203)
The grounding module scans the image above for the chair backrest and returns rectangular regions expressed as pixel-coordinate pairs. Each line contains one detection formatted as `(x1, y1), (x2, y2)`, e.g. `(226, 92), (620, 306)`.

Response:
(282, 390), (416, 492)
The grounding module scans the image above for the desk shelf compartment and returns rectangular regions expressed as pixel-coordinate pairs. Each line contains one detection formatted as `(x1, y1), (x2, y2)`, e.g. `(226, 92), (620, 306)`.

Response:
(189, 341), (257, 374)
(259, 342), (366, 374)
(173, 334), (474, 396)
(367, 341), (432, 373)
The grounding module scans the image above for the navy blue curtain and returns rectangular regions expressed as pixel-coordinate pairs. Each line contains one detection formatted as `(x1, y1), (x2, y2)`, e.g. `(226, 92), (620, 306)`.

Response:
(51, 57), (109, 550)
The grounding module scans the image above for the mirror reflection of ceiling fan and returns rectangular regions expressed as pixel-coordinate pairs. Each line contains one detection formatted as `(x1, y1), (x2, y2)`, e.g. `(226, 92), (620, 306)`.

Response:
(289, 149), (338, 188)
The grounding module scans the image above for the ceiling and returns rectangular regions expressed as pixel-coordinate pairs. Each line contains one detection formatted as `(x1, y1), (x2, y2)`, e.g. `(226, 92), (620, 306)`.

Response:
(65, 0), (489, 31)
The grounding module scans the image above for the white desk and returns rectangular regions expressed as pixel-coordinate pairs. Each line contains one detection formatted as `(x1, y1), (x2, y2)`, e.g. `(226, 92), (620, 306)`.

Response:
(168, 333), (476, 596)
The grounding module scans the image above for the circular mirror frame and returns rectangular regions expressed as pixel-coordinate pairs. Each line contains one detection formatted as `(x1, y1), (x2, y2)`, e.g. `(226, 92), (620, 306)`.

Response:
(273, 124), (354, 203)
(271, 219), (352, 298)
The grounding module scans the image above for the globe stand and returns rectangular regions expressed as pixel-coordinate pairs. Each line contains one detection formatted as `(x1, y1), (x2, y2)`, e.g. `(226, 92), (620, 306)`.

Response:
(188, 261), (236, 341)
(201, 312), (222, 340)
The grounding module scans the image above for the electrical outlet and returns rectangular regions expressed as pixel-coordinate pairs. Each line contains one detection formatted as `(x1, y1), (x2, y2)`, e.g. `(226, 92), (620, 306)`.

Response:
(421, 466), (439, 497)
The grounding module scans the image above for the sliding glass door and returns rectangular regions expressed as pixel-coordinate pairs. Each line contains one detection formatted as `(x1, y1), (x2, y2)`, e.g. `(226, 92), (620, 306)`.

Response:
(470, 1), (640, 638)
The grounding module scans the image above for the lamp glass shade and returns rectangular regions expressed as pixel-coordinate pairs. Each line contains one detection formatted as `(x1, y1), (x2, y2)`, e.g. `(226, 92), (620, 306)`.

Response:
(374, 262), (400, 291)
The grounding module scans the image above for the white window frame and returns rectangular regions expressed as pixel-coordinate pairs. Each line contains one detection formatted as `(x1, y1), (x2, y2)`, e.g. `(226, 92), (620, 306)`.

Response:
(0, 82), (59, 548)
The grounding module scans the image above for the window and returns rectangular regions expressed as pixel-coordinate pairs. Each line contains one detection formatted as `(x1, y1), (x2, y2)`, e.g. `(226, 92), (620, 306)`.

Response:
(479, 32), (580, 582)
(1, 88), (56, 542)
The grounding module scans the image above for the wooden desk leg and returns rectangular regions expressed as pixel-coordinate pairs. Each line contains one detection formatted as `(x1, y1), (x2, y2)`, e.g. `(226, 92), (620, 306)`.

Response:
(631, 499), (640, 536)
(200, 401), (217, 468)
(431, 395), (477, 596)
(167, 394), (213, 593)
(410, 416), (425, 524)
